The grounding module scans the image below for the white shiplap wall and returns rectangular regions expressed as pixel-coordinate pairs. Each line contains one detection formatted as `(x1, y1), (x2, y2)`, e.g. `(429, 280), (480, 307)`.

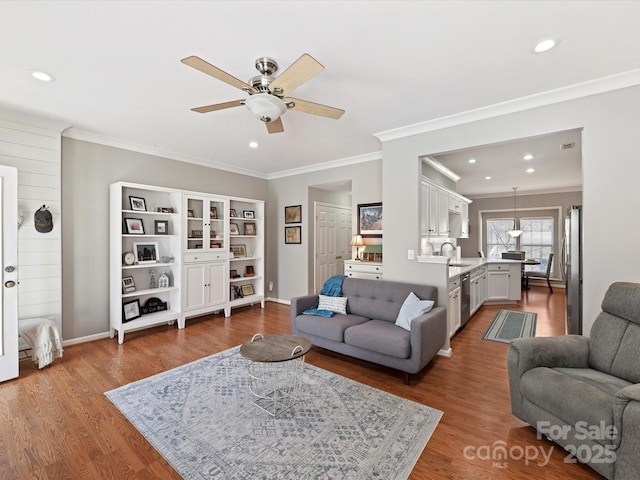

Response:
(0, 110), (67, 334)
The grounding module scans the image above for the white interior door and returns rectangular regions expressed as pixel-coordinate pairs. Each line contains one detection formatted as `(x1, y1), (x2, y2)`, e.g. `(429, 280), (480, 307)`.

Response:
(0, 166), (18, 382)
(314, 203), (351, 293)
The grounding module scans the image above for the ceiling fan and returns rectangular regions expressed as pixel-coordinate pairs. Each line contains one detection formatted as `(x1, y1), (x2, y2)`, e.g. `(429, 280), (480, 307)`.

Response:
(181, 53), (345, 134)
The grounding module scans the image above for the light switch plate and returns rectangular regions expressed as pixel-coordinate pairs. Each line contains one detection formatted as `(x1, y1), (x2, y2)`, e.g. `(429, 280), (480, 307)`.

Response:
(407, 249), (415, 260)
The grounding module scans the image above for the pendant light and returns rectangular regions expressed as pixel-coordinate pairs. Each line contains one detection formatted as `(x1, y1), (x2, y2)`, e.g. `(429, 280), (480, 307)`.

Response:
(507, 187), (524, 238)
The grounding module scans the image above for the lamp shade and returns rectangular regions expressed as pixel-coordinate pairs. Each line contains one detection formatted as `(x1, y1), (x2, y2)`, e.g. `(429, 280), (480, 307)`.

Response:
(349, 234), (365, 247)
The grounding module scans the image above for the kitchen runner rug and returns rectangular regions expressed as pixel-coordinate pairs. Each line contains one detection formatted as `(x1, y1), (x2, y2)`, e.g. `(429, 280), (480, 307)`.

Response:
(483, 309), (537, 344)
(105, 346), (443, 480)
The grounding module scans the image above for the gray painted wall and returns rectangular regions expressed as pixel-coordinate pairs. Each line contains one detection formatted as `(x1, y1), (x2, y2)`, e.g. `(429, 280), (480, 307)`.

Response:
(61, 138), (267, 340)
(381, 84), (640, 336)
(266, 158), (382, 302)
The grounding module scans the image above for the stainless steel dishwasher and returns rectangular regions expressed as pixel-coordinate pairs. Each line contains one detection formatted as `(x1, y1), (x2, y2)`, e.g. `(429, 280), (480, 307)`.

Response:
(460, 272), (471, 326)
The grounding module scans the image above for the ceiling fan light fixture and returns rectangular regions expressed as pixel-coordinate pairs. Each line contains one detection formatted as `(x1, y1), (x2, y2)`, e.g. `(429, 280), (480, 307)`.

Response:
(245, 93), (286, 123)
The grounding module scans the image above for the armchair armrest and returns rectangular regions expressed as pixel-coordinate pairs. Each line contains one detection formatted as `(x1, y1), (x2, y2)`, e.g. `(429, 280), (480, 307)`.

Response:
(407, 306), (447, 374)
(613, 383), (640, 450)
(507, 335), (590, 420)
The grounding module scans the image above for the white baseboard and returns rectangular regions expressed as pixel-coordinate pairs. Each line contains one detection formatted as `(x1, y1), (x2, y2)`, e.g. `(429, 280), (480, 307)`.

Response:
(266, 297), (291, 305)
(62, 331), (111, 347)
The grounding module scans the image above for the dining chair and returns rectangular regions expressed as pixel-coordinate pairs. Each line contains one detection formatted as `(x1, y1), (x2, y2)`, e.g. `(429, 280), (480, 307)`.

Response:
(525, 253), (554, 292)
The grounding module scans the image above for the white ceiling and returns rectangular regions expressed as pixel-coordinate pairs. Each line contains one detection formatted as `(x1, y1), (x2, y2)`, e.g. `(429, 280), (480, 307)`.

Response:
(2, 1), (639, 186)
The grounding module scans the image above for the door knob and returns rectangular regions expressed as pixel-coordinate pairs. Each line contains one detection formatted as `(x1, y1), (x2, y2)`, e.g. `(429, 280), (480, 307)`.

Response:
(4, 266), (15, 273)
(4, 280), (16, 288)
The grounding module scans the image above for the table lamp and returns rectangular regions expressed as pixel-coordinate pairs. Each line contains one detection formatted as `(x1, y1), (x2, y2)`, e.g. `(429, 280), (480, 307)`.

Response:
(349, 234), (365, 261)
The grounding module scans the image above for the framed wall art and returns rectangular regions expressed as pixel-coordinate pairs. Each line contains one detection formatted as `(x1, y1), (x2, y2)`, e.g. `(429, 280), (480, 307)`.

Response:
(285, 226), (301, 244)
(124, 218), (145, 235)
(285, 205), (302, 224)
(357, 202), (383, 238)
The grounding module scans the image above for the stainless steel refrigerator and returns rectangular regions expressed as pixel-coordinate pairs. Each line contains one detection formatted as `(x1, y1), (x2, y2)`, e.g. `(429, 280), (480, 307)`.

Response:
(562, 205), (582, 334)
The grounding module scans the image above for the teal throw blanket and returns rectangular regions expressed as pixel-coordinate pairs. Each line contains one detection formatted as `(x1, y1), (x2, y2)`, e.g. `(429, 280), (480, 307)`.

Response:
(303, 275), (345, 317)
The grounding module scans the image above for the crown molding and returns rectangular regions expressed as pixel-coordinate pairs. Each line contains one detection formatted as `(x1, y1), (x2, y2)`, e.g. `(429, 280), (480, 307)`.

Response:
(267, 151), (382, 180)
(63, 128), (269, 179)
(465, 185), (582, 200)
(374, 68), (640, 143)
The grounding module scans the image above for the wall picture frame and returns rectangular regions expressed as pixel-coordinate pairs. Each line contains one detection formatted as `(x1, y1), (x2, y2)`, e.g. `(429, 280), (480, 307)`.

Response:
(357, 202), (383, 238)
(230, 244), (247, 257)
(241, 284), (255, 296)
(243, 222), (256, 235)
(124, 218), (145, 235)
(285, 205), (302, 224)
(154, 220), (169, 235)
(285, 226), (301, 244)
(129, 196), (146, 211)
(122, 299), (141, 322)
(133, 242), (159, 264)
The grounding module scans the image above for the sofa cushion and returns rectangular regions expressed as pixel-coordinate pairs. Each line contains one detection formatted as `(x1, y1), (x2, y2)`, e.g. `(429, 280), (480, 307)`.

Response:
(344, 320), (411, 359)
(342, 277), (437, 323)
(520, 367), (626, 444)
(317, 295), (348, 315)
(294, 314), (369, 342)
(395, 292), (434, 331)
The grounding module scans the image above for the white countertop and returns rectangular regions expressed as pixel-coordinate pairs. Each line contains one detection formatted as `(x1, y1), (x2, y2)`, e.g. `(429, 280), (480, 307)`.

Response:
(417, 256), (523, 278)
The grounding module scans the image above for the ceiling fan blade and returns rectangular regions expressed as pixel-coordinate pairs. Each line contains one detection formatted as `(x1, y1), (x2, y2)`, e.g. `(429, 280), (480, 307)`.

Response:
(266, 117), (284, 134)
(181, 56), (256, 94)
(191, 99), (245, 113)
(284, 97), (345, 119)
(268, 54), (324, 96)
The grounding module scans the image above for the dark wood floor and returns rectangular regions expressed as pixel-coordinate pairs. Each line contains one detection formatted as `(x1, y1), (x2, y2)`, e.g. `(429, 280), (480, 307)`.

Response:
(0, 286), (602, 479)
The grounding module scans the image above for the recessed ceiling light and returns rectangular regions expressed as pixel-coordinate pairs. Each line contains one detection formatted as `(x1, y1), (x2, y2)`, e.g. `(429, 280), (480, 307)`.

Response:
(32, 70), (54, 82)
(523, 154), (534, 160)
(532, 38), (559, 54)
(468, 158), (476, 164)
(249, 141), (259, 149)
(526, 168), (535, 173)
(485, 176), (492, 180)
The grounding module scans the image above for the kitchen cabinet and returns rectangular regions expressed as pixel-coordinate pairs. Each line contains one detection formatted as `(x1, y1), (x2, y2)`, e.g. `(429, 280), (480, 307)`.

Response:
(470, 267), (486, 315)
(448, 277), (461, 337)
(486, 263), (521, 301)
(420, 177), (472, 238)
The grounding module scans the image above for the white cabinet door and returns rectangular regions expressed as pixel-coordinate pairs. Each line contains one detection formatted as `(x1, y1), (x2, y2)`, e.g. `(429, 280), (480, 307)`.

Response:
(460, 202), (469, 238)
(420, 183), (429, 235)
(438, 189), (450, 236)
(184, 263), (207, 311)
(448, 287), (461, 337)
(487, 271), (510, 300)
(428, 186), (439, 236)
(207, 262), (227, 306)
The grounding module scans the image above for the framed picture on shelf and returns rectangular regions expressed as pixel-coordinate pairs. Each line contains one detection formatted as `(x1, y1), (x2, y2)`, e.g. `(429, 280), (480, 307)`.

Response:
(243, 222), (256, 235)
(285, 205), (302, 224)
(210, 206), (218, 219)
(230, 244), (247, 257)
(187, 209), (195, 218)
(122, 299), (141, 322)
(122, 276), (136, 293)
(229, 223), (240, 235)
(243, 210), (254, 219)
(241, 284), (255, 296)
(129, 196), (146, 211)
(124, 218), (145, 235)
(357, 202), (383, 238)
(133, 242), (159, 264)
(230, 269), (239, 279)
(244, 265), (254, 277)
(285, 226), (302, 244)
(154, 220), (169, 235)
(229, 208), (238, 218)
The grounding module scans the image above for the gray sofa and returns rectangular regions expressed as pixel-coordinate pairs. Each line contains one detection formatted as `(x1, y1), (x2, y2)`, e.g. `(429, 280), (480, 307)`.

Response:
(290, 277), (447, 384)
(508, 282), (640, 480)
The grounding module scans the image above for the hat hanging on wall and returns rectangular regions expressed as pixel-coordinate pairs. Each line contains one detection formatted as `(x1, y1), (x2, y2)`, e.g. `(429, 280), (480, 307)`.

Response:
(34, 205), (53, 233)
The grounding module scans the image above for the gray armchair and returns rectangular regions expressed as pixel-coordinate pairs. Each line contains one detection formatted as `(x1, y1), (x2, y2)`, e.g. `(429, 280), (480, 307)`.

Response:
(508, 282), (640, 480)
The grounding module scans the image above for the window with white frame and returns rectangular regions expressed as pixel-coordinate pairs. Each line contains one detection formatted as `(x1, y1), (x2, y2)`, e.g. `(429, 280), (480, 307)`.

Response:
(520, 216), (554, 274)
(486, 218), (517, 259)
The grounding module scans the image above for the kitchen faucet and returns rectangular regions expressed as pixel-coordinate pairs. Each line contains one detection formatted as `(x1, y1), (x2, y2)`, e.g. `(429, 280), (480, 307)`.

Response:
(440, 241), (456, 257)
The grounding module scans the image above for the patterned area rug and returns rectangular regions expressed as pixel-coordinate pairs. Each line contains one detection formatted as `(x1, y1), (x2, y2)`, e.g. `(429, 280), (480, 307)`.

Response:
(105, 346), (442, 479)
(483, 309), (537, 344)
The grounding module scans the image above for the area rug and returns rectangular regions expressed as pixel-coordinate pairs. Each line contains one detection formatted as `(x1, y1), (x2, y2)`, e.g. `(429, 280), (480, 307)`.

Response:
(483, 309), (537, 344)
(105, 346), (443, 479)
